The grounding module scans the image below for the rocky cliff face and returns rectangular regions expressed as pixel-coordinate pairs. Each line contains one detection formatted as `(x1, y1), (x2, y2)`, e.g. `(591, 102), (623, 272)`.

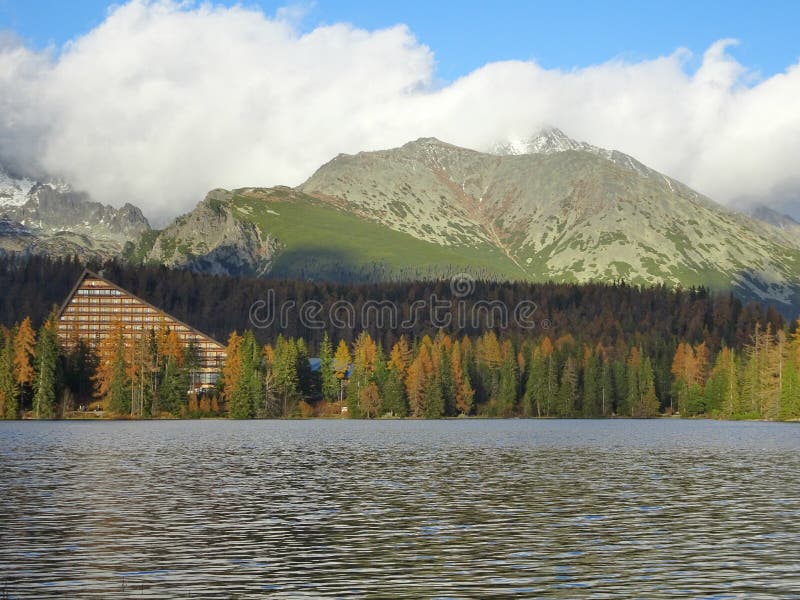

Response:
(11, 184), (149, 237)
(0, 167), (151, 259)
(136, 189), (278, 276)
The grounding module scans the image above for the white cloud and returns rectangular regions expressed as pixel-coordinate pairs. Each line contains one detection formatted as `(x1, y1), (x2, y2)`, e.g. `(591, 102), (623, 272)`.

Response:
(1, 0), (799, 224)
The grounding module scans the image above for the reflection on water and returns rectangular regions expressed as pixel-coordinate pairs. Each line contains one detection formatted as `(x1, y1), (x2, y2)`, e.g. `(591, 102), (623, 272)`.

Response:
(0, 419), (798, 598)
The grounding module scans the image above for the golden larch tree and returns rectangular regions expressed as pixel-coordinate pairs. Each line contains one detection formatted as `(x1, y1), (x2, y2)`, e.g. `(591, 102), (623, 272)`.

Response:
(406, 346), (432, 417)
(451, 340), (474, 415)
(13, 316), (36, 388)
(222, 331), (243, 402)
(333, 339), (352, 379)
(389, 336), (411, 377)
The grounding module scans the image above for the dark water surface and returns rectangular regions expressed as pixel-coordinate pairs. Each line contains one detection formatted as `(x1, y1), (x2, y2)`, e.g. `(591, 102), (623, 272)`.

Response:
(0, 419), (798, 598)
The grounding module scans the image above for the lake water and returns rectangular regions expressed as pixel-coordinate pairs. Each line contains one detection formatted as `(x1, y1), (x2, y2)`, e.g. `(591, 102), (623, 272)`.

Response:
(0, 419), (798, 598)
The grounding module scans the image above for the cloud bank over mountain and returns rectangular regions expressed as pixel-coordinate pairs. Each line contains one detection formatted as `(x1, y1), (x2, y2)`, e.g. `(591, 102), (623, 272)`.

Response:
(1, 0), (799, 222)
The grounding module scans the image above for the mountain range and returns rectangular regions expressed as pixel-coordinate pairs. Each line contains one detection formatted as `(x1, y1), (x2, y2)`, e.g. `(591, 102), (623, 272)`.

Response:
(3, 129), (800, 312)
(0, 169), (149, 259)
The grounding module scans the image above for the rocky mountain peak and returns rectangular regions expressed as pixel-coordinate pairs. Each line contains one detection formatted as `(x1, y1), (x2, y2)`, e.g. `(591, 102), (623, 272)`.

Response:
(402, 137), (448, 148)
(297, 134), (800, 310)
(0, 163), (151, 259)
(490, 127), (594, 156)
(491, 127), (692, 185)
(134, 189), (277, 276)
(0, 167), (36, 207)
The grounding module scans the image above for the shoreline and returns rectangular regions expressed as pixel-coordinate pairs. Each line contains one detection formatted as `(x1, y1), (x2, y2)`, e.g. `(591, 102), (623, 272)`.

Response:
(8, 414), (799, 423)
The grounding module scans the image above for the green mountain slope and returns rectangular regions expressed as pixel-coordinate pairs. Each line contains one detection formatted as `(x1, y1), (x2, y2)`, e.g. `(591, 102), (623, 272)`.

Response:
(130, 187), (523, 282)
(233, 189), (523, 281)
(299, 133), (800, 308)
(129, 130), (800, 311)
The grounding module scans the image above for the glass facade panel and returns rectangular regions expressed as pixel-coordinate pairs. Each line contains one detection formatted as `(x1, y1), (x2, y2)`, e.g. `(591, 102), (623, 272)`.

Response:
(57, 274), (226, 381)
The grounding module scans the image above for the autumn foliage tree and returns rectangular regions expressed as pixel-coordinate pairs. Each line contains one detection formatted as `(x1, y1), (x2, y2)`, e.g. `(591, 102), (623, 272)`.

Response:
(13, 316), (36, 410)
(406, 344), (431, 417)
(93, 320), (130, 414)
(332, 338), (351, 405)
(222, 331), (243, 410)
(347, 332), (379, 418)
(451, 340), (474, 415)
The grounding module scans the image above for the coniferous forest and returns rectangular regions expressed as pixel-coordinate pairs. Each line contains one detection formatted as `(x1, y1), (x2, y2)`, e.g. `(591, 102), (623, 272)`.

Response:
(0, 253), (798, 420)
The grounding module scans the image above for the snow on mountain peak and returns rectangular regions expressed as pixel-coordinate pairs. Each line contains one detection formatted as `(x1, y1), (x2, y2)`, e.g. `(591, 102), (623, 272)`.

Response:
(0, 169), (36, 207)
(488, 127), (680, 184)
(0, 167), (73, 207)
(490, 127), (599, 156)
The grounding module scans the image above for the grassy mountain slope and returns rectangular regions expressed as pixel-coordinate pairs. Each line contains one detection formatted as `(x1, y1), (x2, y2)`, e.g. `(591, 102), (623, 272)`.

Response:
(299, 136), (800, 307)
(128, 131), (800, 312)
(130, 187), (522, 282)
(233, 188), (522, 281)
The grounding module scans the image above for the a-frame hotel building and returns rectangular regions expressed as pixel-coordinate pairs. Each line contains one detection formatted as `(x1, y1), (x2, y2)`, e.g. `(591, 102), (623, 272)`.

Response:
(56, 270), (226, 387)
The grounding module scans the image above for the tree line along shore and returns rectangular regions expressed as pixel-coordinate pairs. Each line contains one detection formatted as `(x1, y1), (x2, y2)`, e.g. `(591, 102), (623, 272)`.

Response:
(1, 315), (799, 421)
(2, 254), (799, 421)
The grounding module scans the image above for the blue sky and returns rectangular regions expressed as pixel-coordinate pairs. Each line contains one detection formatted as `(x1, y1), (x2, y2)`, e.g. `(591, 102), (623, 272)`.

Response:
(1, 0), (798, 81)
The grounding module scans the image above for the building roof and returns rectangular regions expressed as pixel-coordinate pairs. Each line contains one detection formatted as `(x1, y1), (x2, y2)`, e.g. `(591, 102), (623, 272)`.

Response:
(57, 269), (226, 348)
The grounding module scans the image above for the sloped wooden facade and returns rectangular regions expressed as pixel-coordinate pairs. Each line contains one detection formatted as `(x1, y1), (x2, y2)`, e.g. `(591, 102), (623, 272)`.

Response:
(56, 270), (226, 386)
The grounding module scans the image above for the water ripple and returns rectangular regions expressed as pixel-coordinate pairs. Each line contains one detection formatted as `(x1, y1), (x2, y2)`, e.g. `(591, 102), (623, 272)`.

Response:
(0, 419), (798, 598)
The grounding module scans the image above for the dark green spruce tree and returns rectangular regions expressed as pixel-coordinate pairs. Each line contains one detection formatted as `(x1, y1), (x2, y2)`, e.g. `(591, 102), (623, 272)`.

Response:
(272, 335), (300, 416)
(381, 366), (407, 417)
(0, 330), (18, 419)
(497, 351), (518, 416)
(582, 351), (601, 417)
(557, 356), (577, 417)
(319, 333), (338, 403)
(107, 340), (130, 415)
(32, 318), (60, 419)
(423, 370), (444, 418)
(229, 331), (261, 419)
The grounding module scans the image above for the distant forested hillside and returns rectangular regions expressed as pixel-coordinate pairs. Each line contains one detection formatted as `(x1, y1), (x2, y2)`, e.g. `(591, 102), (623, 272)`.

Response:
(1, 254), (797, 421)
(0, 253), (784, 352)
